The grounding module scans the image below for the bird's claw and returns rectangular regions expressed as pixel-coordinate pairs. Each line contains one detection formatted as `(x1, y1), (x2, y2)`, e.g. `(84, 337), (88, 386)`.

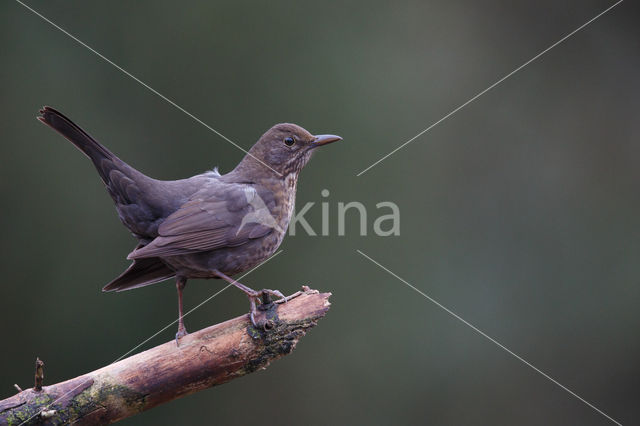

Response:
(250, 288), (285, 305)
(175, 327), (188, 346)
(263, 288), (285, 302)
(248, 288), (285, 329)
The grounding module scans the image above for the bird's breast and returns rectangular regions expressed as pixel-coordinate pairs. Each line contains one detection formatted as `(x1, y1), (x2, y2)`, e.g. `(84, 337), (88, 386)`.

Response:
(270, 173), (298, 242)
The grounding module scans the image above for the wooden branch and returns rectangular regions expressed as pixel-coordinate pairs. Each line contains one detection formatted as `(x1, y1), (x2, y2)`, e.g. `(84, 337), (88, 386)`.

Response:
(0, 287), (330, 425)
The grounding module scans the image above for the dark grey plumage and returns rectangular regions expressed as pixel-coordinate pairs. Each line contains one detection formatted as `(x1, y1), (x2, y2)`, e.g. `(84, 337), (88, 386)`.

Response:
(38, 106), (341, 340)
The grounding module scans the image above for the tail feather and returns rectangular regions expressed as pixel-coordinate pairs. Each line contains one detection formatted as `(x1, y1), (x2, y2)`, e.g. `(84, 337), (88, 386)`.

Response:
(103, 255), (175, 292)
(38, 106), (125, 183)
(38, 106), (162, 238)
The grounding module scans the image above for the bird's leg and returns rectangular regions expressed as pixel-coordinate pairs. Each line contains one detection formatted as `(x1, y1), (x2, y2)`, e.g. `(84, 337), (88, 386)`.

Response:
(212, 270), (284, 327)
(175, 276), (188, 344)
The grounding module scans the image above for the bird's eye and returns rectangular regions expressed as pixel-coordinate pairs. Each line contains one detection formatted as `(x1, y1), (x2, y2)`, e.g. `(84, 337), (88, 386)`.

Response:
(284, 136), (295, 146)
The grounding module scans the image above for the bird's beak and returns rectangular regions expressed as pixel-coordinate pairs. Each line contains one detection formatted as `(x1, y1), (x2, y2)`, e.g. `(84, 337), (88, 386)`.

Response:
(311, 134), (342, 147)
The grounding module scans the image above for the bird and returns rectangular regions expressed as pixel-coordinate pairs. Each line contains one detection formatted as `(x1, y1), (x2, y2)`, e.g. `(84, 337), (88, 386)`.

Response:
(37, 106), (341, 342)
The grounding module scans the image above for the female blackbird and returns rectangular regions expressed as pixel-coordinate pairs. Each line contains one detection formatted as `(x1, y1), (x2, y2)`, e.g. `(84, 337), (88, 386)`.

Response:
(38, 106), (341, 341)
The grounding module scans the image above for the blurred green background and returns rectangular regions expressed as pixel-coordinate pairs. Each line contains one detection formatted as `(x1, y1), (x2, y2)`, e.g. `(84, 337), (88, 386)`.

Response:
(1, 1), (639, 424)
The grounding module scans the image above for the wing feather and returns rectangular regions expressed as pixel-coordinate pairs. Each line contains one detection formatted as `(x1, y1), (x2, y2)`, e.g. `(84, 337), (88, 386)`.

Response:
(128, 183), (275, 259)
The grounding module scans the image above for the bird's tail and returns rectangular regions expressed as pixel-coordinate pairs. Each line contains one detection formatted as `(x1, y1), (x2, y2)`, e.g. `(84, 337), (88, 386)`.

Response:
(37, 106), (135, 186)
(37, 106), (165, 238)
(103, 254), (175, 292)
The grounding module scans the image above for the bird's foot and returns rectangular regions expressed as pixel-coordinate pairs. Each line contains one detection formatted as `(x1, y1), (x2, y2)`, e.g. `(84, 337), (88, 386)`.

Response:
(175, 326), (189, 346)
(248, 288), (285, 328)
(258, 288), (286, 304)
(210, 270), (287, 327)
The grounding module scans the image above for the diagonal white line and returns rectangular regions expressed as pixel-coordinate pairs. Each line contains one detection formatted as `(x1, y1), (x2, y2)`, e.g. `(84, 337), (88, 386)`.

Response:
(18, 250), (283, 425)
(14, 0), (282, 176)
(356, 249), (622, 426)
(356, 0), (623, 176)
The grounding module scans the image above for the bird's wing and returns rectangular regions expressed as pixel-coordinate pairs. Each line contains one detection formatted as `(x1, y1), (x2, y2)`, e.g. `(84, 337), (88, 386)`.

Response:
(127, 183), (276, 259)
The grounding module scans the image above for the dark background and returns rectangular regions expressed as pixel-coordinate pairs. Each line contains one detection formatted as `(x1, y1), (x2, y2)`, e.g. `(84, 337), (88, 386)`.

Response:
(1, 1), (639, 425)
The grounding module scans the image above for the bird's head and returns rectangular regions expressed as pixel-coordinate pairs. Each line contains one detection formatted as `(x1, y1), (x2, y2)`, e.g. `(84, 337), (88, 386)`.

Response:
(237, 123), (342, 178)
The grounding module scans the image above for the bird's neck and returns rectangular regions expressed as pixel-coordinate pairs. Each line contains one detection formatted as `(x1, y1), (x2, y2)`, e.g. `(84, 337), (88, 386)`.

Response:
(268, 173), (299, 237)
(223, 165), (300, 226)
(262, 173), (301, 235)
(260, 172), (300, 213)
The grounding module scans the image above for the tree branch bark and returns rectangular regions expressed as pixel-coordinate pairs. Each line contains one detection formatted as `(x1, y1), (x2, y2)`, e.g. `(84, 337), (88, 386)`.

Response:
(0, 287), (331, 425)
